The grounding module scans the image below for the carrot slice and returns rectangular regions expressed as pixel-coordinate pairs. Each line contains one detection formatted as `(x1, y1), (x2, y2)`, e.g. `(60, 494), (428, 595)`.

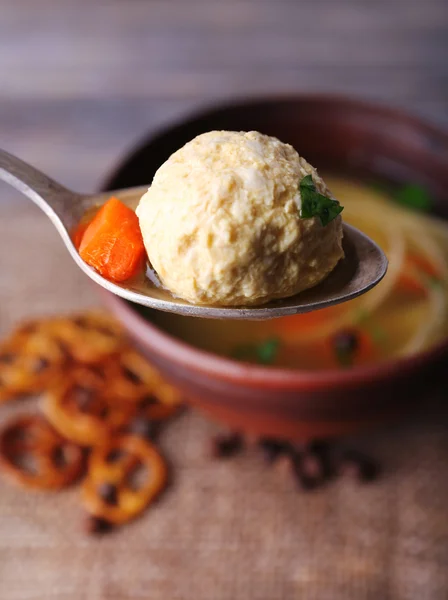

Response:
(353, 330), (376, 364)
(406, 251), (441, 279)
(396, 271), (427, 296)
(395, 253), (441, 297)
(79, 197), (145, 282)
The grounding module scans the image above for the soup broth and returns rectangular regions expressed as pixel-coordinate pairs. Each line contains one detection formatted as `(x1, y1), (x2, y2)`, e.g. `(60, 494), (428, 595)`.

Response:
(148, 176), (448, 370)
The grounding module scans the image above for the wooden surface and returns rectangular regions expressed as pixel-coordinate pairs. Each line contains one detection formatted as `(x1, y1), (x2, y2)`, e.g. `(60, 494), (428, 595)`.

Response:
(0, 0), (447, 201)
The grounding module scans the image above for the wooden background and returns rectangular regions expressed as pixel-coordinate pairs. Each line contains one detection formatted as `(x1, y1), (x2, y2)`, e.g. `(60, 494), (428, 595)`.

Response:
(0, 0), (447, 200)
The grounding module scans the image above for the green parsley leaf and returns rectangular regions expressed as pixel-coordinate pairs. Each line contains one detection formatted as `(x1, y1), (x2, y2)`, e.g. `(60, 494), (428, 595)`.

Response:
(394, 184), (432, 212)
(231, 337), (280, 365)
(256, 338), (280, 365)
(299, 175), (344, 227)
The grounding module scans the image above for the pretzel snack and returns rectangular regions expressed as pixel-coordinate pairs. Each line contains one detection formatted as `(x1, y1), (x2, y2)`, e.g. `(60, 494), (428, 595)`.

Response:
(81, 435), (168, 525)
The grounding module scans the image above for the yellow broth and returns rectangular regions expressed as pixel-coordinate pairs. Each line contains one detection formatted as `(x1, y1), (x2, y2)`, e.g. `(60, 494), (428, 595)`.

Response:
(148, 176), (448, 370)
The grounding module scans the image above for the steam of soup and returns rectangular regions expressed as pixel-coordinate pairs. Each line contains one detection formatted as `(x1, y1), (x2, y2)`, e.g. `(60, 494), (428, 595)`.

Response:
(147, 176), (448, 370)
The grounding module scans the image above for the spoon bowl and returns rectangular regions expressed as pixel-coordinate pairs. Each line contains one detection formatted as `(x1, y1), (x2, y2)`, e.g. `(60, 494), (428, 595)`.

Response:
(0, 149), (387, 319)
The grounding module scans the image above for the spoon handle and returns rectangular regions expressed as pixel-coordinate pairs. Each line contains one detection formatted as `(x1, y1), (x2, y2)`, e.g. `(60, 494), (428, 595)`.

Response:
(0, 149), (82, 223)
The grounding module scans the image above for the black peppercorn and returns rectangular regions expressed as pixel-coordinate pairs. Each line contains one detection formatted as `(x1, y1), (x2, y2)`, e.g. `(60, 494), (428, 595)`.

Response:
(331, 329), (360, 366)
(258, 438), (290, 463)
(209, 432), (242, 459)
(84, 515), (113, 535)
(340, 450), (380, 483)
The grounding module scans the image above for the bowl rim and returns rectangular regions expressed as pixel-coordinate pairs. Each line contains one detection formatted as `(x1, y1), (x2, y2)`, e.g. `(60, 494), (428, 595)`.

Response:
(103, 289), (448, 391)
(101, 93), (448, 390)
(102, 93), (448, 194)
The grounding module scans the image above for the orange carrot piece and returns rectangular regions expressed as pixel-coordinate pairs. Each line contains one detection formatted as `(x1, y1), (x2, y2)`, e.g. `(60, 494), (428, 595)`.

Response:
(354, 330), (376, 364)
(79, 197), (145, 282)
(396, 271), (427, 296)
(406, 252), (441, 279)
(395, 252), (441, 297)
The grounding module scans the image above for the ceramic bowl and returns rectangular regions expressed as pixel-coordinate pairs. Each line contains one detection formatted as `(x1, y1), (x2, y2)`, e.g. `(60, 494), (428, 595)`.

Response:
(101, 95), (448, 440)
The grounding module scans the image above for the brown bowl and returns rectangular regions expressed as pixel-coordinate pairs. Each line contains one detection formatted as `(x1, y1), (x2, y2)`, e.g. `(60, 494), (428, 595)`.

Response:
(101, 95), (448, 441)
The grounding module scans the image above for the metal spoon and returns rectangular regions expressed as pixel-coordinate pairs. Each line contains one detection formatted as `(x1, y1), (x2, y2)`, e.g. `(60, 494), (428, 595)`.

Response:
(0, 149), (387, 320)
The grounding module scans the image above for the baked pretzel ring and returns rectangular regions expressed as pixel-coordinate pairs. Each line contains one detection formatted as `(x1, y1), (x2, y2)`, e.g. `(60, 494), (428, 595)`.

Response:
(81, 435), (167, 525)
(102, 350), (167, 402)
(43, 368), (135, 446)
(0, 415), (84, 490)
(107, 348), (183, 406)
(0, 329), (67, 402)
(48, 312), (124, 364)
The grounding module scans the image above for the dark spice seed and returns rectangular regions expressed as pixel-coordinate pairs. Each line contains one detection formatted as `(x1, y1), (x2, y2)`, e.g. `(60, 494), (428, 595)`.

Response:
(304, 440), (334, 479)
(84, 515), (113, 535)
(97, 482), (118, 505)
(296, 472), (322, 491)
(258, 438), (290, 463)
(332, 329), (360, 366)
(300, 452), (325, 480)
(292, 453), (325, 491)
(332, 330), (359, 355)
(306, 439), (330, 456)
(340, 450), (380, 483)
(209, 432), (242, 459)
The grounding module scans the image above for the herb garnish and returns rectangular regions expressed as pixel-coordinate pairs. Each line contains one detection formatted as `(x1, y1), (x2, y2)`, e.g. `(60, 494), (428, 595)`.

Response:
(256, 338), (280, 364)
(231, 337), (280, 365)
(394, 184), (432, 212)
(299, 175), (344, 226)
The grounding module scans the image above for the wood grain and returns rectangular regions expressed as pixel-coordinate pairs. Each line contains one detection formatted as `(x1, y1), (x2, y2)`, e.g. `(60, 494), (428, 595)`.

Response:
(0, 0), (446, 201)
